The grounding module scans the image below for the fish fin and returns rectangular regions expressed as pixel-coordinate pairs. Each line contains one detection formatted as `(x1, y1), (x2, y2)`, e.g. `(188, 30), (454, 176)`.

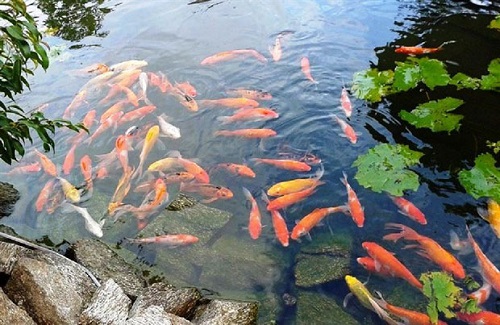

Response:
(477, 206), (490, 221)
(415, 250), (432, 261)
(167, 150), (182, 158)
(305, 232), (312, 242)
(260, 190), (270, 204)
(314, 164), (325, 180)
(241, 187), (253, 201)
(402, 244), (419, 250)
(201, 198), (217, 204)
(342, 292), (353, 308)
(216, 116), (231, 124)
(156, 138), (166, 151)
(340, 171), (348, 186)
(99, 218), (106, 227)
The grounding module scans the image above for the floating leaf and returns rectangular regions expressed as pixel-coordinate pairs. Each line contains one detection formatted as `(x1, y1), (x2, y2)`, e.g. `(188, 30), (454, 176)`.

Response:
(393, 61), (421, 91)
(458, 153), (500, 202)
(480, 59), (500, 91)
(351, 68), (394, 102)
(352, 143), (423, 196)
(486, 58), (500, 76)
(416, 57), (451, 90)
(489, 15), (500, 30)
(450, 73), (481, 90)
(399, 97), (464, 133)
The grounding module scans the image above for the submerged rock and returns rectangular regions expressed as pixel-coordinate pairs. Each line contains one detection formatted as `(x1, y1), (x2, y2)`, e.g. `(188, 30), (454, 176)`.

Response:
(0, 182), (19, 217)
(0, 288), (36, 325)
(191, 298), (258, 325)
(295, 290), (359, 325)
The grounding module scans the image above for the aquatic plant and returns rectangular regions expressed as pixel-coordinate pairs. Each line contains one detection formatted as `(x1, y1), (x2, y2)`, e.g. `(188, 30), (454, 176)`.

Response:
(489, 15), (500, 30)
(458, 153), (500, 202)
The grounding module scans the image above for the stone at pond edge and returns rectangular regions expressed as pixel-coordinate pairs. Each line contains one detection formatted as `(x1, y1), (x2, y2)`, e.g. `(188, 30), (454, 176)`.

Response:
(126, 306), (193, 325)
(129, 282), (201, 319)
(80, 278), (131, 325)
(0, 288), (36, 325)
(70, 239), (147, 298)
(0, 182), (19, 217)
(296, 290), (359, 325)
(0, 241), (30, 274)
(191, 298), (258, 325)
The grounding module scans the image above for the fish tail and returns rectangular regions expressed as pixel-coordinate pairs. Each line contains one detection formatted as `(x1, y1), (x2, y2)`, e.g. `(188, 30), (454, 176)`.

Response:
(339, 170), (348, 186)
(477, 206), (490, 222)
(249, 158), (262, 165)
(216, 116), (231, 124)
(383, 223), (420, 242)
(241, 186), (253, 200)
(314, 164), (325, 180)
(260, 190), (270, 204)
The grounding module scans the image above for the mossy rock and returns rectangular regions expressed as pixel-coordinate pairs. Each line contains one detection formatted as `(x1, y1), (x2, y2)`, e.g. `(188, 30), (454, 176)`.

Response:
(296, 290), (359, 325)
(0, 182), (19, 217)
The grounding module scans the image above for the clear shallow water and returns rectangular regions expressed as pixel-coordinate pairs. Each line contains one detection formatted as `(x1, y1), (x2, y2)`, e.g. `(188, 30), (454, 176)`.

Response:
(1, 0), (500, 324)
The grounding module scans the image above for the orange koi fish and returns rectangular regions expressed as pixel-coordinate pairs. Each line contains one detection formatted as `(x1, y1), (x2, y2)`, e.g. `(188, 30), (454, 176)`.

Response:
(45, 189), (64, 215)
(333, 114), (357, 144)
(118, 84), (139, 107)
(100, 100), (130, 123)
(457, 310), (500, 324)
(357, 257), (393, 278)
(266, 184), (319, 211)
(35, 179), (56, 212)
(300, 57), (317, 83)
(62, 143), (77, 175)
(95, 166), (108, 179)
(115, 134), (132, 172)
(200, 49), (268, 65)
(86, 111), (124, 145)
(80, 155), (93, 183)
(395, 46), (442, 55)
(362, 242), (423, 290)
(384, 223), (465, 279)
(163, 171), (195, 184)
(112, 69), (142, 88)
(175, 81), (197, 97)
(168, 151), (210, 184)
(340, 87), (352, 118)
(3, 162), (41, 175)
(34, 149), (58, 177)
(226, 88), (272, 101)
(267, 167), (324, 196)
(242, 187), (262, 240)
(99, 84), (123, 105)
(62, 90), (87, 119)
(126, 234), (199, 246)
(467, 227), (500, 294)
(81, 109), (97, 129)
(133, 125), (160, 180)
(217, 107), (279, 124)
(261, 192), (289, 247)
(389, 195), (427, 225)
(251, 158), (311, 172)
(215, 163), (256, 178)
(290, 206), (346, 241)
(214, 128), (277, 139)
(170, 87), (199, 112)
(199, 97), (259, 109)
(341, 172), (364, 227)
(179, 183), (233, 204)
(469, 282), (491, 305)
(118, 105), (157, 126)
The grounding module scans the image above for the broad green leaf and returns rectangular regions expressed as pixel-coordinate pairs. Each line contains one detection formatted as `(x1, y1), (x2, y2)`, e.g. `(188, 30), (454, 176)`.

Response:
(393, 61), (421, 91)
(34, 44), (49, 69)
(351, 68), (394, 102)
(399, 97), (464, 133)
(421, 272), (461, 324)
(450, 73), (481, 90)
(352, 143), (423, 196)
(487, 58), (500, 76)
(416, 57), (451, 90)
(5, 25), (25, 41)
(480, 59), (500, 91)
(458, 153), (500, 201)
(489, 15), (500, 30)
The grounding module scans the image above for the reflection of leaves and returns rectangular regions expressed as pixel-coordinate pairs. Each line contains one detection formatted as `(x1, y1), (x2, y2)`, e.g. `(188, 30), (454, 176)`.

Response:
(458, 153), (500, 202)
(489, 15), (500, 30)
(352, 143), (423, 196)
(393, 61), (420, 91)
(417, 57), (451, 90)
(450, 73), (481, 90)
(351, 68), (394, 102)
(399, 97), (464, 133)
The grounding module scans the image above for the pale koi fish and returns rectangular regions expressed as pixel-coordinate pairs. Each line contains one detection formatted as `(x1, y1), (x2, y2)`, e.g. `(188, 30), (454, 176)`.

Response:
(333, 114), (358, 144)
(200, 49), (268, 65)
(126, 234), (199, 247)
(340, 87), (352, 118)
(62, 202), (105, 238)
(109, 60), (148, 72)
(157, 114), (181, 139)
(300, 57), (317, 83)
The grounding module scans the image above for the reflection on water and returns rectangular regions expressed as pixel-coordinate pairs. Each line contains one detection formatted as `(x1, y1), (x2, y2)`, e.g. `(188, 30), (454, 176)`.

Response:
(1, 0), (499, 324)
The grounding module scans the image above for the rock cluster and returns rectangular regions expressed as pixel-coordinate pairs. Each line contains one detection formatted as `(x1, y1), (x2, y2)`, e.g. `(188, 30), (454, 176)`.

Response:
(0, 238), (258, 325)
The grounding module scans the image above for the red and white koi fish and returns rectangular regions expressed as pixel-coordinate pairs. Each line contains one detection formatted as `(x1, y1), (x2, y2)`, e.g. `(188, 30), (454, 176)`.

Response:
(300, 57), (317, 83)
(242, 187), (262, 240)
(469, 282), (492, 305)
(126, 234), (199, 247)
(340, 87), (352, 118)
(389, 195), (427, 225)
(457, 310), (500, 324)
(261, 191), (289, 247)
(340, 172), (364, 227)
(333, 114), (357, 144)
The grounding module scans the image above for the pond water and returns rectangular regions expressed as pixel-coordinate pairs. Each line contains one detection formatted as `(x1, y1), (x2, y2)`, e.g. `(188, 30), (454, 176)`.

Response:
(1, 0), (500, 324)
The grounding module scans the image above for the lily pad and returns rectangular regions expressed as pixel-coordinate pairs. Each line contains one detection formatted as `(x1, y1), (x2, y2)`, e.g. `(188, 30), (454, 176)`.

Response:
(489, 15), (500, 30)
(352, 143), (424, 196)
(393, 61), (421, 92)
(458, 153), (500, 202)
(450, 73), (481, 90)
(480, 59), (500, 91)
(351, 68), (394, 102)
(416, 57), (450, 90)
(399, 97), (464, 133)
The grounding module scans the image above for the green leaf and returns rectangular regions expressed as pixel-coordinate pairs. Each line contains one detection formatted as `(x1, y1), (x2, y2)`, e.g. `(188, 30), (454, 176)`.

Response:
(351, 68), (394, 102)
(489, 15), (500, 30)
(399, 97), (464, 133)
(417, 57), (451, 90)
(421, 272), (461, 324)
(393, 61), (421, 91)
(450, 73), (481, 90)
(487, 58), (500, 76)
(34, 44), (49, 69)
(352, 143), (423, 196)
(5, 25), (25, 41)
(458, 153), (500, 201)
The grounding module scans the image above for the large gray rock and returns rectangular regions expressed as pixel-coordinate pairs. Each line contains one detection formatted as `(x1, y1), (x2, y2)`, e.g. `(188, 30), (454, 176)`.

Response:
(191, 298), (258, 325)
(0, 182), (19, 217)
(70, 239), (147, 298)
(0, 288), (36, 325)
(0, 241), (29, 274)
(80, 279), (131, 325)
(129, 282), (201, 319)
(126, 306), (192, 325)
(4, 254), (96, 324)
(296, 290), (359, 325)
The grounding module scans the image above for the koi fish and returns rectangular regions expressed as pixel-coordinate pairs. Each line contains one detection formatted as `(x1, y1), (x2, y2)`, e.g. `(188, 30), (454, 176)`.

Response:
(137, 72), (150, 104)
(112, 69), (142, 88)
(261, 192), (289, 247)
(62, 90), (87, 119)
(62, 144), (77, 175)
(300, 57), (317, 83)
(340, 87), (352, 118)
(269, 35), (283, 61)
(251, 158), (311, 172)
(200, 49), (267, 65)
(115, 134), (132, 172)
(147, 157), (181, 173)
(108, 167), (134, 215)
(118, 105), (157, 126)
(170, 87), (198, 112)
(149, 71), (173, 93)
(133, 125), (160, 179)
(477, 199), (500, 238)
(216, 107), (279, 124)
(290, 206), (347, 240)
(179, 183), (233, 204)
(81, 71), (115, 92)
(362, 241), (423, 290)
(34, 149), (58, 177)
(62, 202), (105, 237)
(45, 189), (64, 215)
(157, 114), (181, 139)
(384, 223), (465, 279)
(242, 187), (262, 240)
(266, 184), (319, 211)
(85, 111), (124, 145)
(35, 179), (56, 212)
(469, 282), (491, 305)
(168, 151), (210, 184)
(467, 227), (500, 294)
(80, 155), (93, 184)
(100, 100), (130, 123)
(341, 172), (364, 227)
(109, 59), (148, 72)
(389, 195), (427, 225)
(395, 46), (442, 55)
(57, 177), (81, 203)
(135, 173), (191, 193)
(225, 88), (272, 101)
(357, 257), (393, 277)
(456, 310), (500, 324)
(449, 229), (473, 255)
(126, 234), (199, 246)
(333, 114), (357, 144)
(215, 163), (256, 178)
(214, 128), (277, 139)
(199, 97), (259, 109)
(267, 167), (324, 196)
(175, 81), (197, 97)
(69, 109), (97, 145)
(3, 162), (41, 175)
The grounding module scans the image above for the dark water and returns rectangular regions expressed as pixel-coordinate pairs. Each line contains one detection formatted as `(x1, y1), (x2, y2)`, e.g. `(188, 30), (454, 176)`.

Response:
(1, 0), (500, 324)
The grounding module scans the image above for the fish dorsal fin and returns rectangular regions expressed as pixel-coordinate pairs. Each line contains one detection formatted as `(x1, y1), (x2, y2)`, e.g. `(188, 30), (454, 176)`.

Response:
(477, 206), (490, 222)
(342, 292), (353, 308)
